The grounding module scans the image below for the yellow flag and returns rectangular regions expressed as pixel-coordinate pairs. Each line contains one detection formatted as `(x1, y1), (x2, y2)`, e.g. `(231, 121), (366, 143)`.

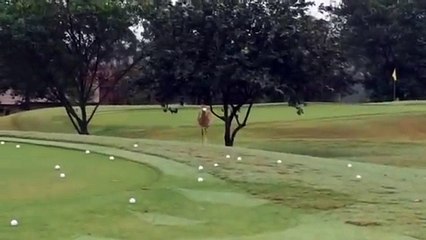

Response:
(392, 68), (397, 81)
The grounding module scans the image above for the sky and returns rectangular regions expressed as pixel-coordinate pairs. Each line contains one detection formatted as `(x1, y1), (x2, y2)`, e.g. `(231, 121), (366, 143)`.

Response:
(308, 0), (341, 18)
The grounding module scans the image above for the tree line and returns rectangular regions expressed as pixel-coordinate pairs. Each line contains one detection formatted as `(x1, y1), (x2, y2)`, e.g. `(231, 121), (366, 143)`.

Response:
(0, 0), (424, 146)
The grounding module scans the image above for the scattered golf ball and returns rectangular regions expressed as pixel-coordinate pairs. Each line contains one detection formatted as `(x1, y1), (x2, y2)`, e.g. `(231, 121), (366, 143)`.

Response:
(214, 163), (219, 167)
(356, 174), (362, 179)
(15, 144), (20, 149)
(0, 141), (5, 145)
(54, 165), (61, 170)
(237, 156), (242, 161)
(197, 177), (204, 182)
(85, 150), (90, 154)
(347, 163), (352, 168)
(129, 198), (136, 204)
(202, 107), (207, 111)
(109, 156), (115, 160)
(60, 173), (66, 178)
(277, 160), (282, 164)
(198, 165), (204, 171)
(133, 144), (139, 148)
(225, 154), (231, 159)
(10, 219), (18, 227)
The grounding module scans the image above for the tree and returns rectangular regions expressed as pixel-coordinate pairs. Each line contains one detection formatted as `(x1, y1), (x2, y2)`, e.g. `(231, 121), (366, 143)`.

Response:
(141, 0), (352, 146)
(0, 0), (143, 134)
(332, 0), (426, 100)
(266, 4), (355, 104)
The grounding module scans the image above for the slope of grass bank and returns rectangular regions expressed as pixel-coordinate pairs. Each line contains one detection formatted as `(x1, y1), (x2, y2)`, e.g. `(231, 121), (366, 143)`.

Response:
(1, 131), (425, 239)
(2, 103), (426, 169)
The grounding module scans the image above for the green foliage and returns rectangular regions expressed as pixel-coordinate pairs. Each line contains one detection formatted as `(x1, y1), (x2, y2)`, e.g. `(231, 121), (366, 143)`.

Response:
(0, 0), (142, 133)
(333, 0), (426, 100)
(140, 0), (352, 146)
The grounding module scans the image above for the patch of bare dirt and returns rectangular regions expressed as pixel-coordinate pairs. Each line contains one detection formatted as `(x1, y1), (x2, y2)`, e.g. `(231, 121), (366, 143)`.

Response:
(246, 115), (426, 140)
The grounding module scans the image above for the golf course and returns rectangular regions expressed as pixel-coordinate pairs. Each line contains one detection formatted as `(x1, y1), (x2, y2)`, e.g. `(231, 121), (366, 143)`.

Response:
(1, 102), (425, 240)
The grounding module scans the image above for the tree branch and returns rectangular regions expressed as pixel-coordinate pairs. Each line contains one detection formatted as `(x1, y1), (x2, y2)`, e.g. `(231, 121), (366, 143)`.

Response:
(86, 55), (144, 124)
(231, 102), (253, 141)
(232, 103), (244, 125)
(83, 42), (102, 103)
(209, 104), (225, 121)
(53, 88), (82, 133)
(87, 102), (101, 123)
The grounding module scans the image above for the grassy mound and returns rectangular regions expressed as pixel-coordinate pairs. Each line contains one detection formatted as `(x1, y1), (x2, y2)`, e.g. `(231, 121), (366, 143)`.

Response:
(1, 103), (426, 238)
(2, 103), (426, 169)
(0, 132), (424, 239)
(0, 139), (301, 239)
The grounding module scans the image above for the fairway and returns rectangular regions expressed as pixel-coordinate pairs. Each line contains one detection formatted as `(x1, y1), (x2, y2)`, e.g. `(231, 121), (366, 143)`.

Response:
(2, 0), (426, 239)
(0, 140), (305, 240)
(1, 103), (426, 239)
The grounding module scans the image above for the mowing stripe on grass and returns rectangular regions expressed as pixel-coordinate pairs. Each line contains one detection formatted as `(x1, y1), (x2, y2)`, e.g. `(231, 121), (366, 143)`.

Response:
(131, 211), (205, 226)
(181, 222), (420, 240)
(176, 188), (268, 207)
(0, 137), (199, 178)
(74, 236), (120, 240)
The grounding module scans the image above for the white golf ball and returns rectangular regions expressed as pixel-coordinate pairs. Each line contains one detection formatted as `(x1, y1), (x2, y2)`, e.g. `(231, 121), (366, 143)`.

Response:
(109, 156), (115, 160)
(356, 174), (362, 179)
(85, 150), (90, 154)
(0, 141), (5, 145)
(347, 163), (352, 168)
(198, 165), (204, 171)
(15, 144), (20, 149)
(225, 154), (231, 159)
(277, 160), (282, 164)
(237, 156), (242, 161)
(214, 163), (219, 167)
(133, 144), (139, 148)
(60, 173), (66, 178)
(54, 165), (61, 170)
(197, 177), (204, 182)
(129, 198), (136, 204)
(10, 219), (18, 226)
(202, 107), (207, 111)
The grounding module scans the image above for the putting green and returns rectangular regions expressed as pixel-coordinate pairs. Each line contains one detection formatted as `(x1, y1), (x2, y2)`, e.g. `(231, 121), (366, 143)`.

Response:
(0, 140), (299, 239)
(0, 142), (161, 239)
(0, 137), (422, 240)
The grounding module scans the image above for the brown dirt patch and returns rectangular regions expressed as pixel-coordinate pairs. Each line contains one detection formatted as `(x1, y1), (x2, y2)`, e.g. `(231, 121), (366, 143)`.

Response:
(245, 115), (426, 141)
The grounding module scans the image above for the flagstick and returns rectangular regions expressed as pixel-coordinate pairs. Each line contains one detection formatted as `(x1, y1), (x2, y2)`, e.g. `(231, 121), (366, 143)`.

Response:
(393, 80), (396, 101)
(392, 68), (397, 101)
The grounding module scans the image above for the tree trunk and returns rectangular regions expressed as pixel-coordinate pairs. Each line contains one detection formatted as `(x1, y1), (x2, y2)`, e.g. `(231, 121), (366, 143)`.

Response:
(78, 121), (90, 135)
(224, 120), (234, 147)
(22, 90), (31, 111)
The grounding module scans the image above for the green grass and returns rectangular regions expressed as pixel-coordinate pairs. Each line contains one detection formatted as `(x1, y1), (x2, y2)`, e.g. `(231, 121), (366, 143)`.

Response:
(2, 103), (426, 136)
(0, 140), (303, 240)
(1, 102), (426, 239)
(0, 133), (425, 239)
(3, 103), (426, 169)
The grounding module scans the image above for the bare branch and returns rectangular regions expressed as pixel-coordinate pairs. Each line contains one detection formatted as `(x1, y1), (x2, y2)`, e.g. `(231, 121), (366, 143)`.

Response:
(231, 102), (253, 141)
(232, 103), (244, 126)
(87, 102), (101, 123)
(52, 88), (82, 133)
(209, 104), (225, 121)
(87, 55), (142, 112)
(241, 102), (254, 126)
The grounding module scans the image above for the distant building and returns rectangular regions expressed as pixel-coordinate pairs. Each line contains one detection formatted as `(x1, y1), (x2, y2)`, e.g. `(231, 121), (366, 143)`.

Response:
(0, 87), (100, 116)
(0, 63), (133, 115)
